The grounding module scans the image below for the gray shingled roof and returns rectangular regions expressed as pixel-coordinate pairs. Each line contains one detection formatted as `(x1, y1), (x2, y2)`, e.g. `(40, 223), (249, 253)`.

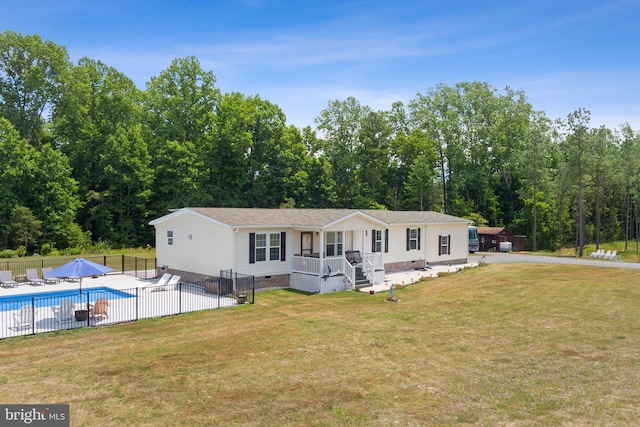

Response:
(185, 208), (468, 228)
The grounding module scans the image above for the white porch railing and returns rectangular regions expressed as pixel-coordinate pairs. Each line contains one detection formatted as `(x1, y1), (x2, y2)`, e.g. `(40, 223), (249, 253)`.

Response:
(365, 252), (384, 270)
(291, 252), (384, 287)
(291, 256), (321, 276)
(292, 256), (347, 277)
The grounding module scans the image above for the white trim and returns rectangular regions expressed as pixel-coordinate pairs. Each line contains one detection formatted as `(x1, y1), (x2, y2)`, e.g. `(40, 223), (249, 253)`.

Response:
(322, 211), (388, 229)
(149, 208), (232, 229)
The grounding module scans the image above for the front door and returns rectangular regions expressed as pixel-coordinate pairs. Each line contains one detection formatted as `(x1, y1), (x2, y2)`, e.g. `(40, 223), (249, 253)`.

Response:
(301, 232), (313, 255)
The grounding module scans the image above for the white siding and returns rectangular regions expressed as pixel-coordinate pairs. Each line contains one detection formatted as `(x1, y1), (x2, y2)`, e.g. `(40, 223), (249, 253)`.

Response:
(384, 222), (468, 264)
(235, 228), (292, 277)
(154, 212), (233, 276)
(385, 224), (422, 263)
(424, 223), (468, 263)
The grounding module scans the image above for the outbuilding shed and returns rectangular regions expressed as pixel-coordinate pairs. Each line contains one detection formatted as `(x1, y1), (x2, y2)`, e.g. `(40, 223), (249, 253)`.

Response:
(477, 227), (526, 252)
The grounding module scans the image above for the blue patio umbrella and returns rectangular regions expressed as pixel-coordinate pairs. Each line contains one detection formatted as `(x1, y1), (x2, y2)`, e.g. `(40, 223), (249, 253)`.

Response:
(45, 258), (114, 292)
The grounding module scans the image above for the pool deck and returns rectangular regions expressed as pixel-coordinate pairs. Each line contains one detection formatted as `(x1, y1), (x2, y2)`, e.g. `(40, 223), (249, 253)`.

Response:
(0, 273), (151, 297)
(0, 274), (237, 339)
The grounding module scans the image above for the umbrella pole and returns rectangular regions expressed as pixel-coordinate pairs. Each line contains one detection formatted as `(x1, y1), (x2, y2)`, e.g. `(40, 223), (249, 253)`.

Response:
(79, 277), (82, 293)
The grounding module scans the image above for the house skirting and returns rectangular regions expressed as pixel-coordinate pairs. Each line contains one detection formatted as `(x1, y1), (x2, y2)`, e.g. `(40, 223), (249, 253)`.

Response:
(384, 258), (468, 273)
(255, 274), (290, 290)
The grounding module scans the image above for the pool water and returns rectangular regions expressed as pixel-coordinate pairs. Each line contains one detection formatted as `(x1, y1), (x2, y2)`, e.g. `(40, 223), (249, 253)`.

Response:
(0, 287), (135, 312)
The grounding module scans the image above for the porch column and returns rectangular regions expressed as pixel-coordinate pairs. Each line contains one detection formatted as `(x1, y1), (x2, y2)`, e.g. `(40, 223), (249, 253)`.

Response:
(318, 229), (324, 293)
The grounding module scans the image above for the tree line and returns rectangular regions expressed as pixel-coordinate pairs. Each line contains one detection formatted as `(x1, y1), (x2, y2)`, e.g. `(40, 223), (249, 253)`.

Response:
(1, 30), (639, 256)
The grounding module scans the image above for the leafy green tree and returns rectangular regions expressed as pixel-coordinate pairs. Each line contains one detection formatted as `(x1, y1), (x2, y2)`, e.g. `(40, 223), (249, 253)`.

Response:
(54, 57), (143, 241)
(204, 91), (253, 207)
(98, 124), (152, 246)
(299, 126), (337, 208)
(618, 124), (640, 249)
(6, 205), (41, 253)
(516, 111), (555, 251)
(315, 97), (370, 207)
(0, 118), (34, 247)
(0, 31), (71, 144)
(559, 109), (592, 256)
(144, 56), (219, 149)
(143, 56), (220, 211)
(151, 139), (206, 214)
(397, 129), (439, 211)
(354, 110), (392, 208)
(243, 97), (289, 207)
(589, 126), (618, 248)
(27, 143), (82, 248)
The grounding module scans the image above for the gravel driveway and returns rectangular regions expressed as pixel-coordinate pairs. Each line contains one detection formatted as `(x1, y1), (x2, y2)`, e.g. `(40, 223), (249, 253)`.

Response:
(473, 252), (640, 270)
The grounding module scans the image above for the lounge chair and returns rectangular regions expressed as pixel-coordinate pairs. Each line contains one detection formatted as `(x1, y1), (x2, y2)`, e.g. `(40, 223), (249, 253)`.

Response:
(41, 267), (60, 284)
(603, 250), (612, 259)
(590, 249), (603, 258)
(607, 250), (618, 260)
(167, 275), (181, 290)
(52, 299), (75, 324)
(89, 298), (109, 320)
(13, 305), (35, 329)
(0, 270), (19, 287)
(25, 268), (46, 285)
(144, 273), (172, 291)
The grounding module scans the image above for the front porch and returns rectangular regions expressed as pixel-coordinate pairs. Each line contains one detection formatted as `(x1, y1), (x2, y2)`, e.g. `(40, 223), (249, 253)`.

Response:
(290, 252), (385, 293)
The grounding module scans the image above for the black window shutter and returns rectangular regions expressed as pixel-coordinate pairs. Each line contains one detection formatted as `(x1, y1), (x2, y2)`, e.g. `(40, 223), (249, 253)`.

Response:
(448, 234), (451, 255)
(438, 235), (442, 256)
(406, 228), (410, 251)
(249, 233), (256, 264)
(372, 230), (376, 252)
(384, 229), (389, 253)
(281, 231), (286, 261)
(418, 228), (421, 250)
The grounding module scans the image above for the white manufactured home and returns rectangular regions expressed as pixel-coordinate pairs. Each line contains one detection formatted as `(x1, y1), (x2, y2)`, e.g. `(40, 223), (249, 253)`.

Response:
(149, 208), (471, 294)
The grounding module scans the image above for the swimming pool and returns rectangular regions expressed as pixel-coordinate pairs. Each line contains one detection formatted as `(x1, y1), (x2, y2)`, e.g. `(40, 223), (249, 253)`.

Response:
(0, 287), (135, 312)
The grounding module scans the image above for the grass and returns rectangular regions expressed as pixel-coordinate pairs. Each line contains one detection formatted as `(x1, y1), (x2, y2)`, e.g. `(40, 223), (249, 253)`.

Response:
(541, 241), (640, 262)
(1, 263), (640, 425)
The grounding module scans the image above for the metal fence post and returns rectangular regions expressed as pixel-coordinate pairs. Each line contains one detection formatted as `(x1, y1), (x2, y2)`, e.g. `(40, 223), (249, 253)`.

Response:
(86, 292), (91, 326)
(31, 297), (35, 335)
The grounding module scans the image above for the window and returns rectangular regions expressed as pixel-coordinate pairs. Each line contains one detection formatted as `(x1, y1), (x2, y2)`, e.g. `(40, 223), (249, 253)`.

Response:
(408, 228), (418, 250)
(167, 230), (173, 246)
(372, 229), (382, 253)
(250, 232), (286, 263)
(439, 235), (450, 255)
(326, 231), (343, 257)
(269, 233), (281, 261)
(255, 233), (267, 262)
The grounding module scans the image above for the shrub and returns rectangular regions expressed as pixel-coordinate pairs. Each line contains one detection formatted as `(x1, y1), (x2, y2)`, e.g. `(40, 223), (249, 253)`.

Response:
(0, 249), (17, 258)
(89, 240), (112, 253)
(16, 245), (26, 257)
(41, 243), (53, 256)
(63, 247), (82, 256)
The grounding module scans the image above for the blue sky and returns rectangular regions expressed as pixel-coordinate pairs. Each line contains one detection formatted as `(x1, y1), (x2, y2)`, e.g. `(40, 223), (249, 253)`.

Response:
(2, 0), (639, 130)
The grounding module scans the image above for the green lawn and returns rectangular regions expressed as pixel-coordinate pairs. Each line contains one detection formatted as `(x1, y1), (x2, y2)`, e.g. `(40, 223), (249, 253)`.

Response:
(1, 263), (639, 426)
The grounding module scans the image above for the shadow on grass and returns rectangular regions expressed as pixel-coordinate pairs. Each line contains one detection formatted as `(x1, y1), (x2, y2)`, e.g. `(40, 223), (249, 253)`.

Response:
(281, 288), (316, 296)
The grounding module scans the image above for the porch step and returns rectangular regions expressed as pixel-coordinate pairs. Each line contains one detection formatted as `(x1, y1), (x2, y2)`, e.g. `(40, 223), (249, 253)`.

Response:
(354, 279), (370, 288)
(354, 267), (370, 287)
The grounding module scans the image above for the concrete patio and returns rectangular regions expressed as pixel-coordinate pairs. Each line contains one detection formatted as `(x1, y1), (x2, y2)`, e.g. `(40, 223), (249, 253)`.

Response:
(360, 261), (479, 294)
